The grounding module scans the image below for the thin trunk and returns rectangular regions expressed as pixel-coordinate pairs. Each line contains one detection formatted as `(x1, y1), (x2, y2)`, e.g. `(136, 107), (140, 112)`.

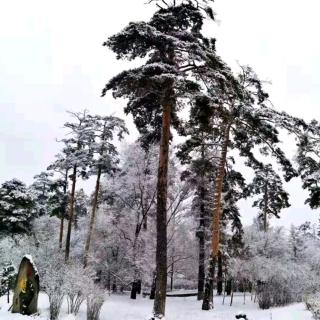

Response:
(59, 168), (68, 249)
(143, 215), (148, 230)
(197, 171), (206, 300)
(197, 231), (205, 300)
(65, 165), (77, 262)
(131, 232), (139, 300)
(217, 251), (223, 295)
(131, 281), (138, 300)
(153, 102), (172, 317)
(59, 218), (64, 249)
(170, 256), (174, 291)
(222, 279), (226, 305)
(84, 167), (102, 267)
(107, 271), (111, 292)
(150, 273), (156, 300)
(202, 123), (231, 310)
(263, 182), (268, 232)
(230, 287), (234, 306)
(137, 280), (142, 295)
(226, 278), (232, 296)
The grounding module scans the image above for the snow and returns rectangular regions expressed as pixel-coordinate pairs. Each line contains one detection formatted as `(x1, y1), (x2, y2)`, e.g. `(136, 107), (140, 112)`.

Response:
(23, 254), (39, 276)
(0, 292), (313, 320)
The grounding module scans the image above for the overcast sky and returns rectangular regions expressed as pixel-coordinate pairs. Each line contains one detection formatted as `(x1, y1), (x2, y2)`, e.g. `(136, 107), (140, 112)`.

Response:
(0, 0), (319, 227)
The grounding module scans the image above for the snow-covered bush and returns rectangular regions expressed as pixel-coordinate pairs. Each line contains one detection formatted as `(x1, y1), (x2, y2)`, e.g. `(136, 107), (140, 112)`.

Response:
(64, 263), (95, 315)
(0, 262), (16, 299)
(86, 284), (105, 320)
(230, 225), (311, 309)
(306, 293), (320, 319)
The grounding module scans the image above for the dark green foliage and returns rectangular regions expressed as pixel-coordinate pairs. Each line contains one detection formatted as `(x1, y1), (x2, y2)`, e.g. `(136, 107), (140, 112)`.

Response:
(0, 179), (35, 235)
(75, 189), (89, 218)
(296, 121), (320, 209)
(102, 2), (227, 149)
(48, 178), (68, 220)
(30, 171), (54, 216)
(245, 164), (290, 227)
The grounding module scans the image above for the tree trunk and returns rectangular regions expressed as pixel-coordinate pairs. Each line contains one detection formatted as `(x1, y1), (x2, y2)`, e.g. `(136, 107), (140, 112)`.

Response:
(59, 217), (64, 249)
(65, 165), (77, 262)
(170, 256), (174, 292)
(202, 123), (231, 310)
(197, 145), (207, 301)
(197, 181), (206, 300)
(59, 168), (68, 249)
(263, 182), (268, 232)
(197, 223), (205, 300)
(150, 273), (156, 300)
(137, 280), (142, 294)
(131, 281), (138, 300)
(226, 279), (232, 296)
(217, 251), (223, 295)
(201, 257), (215, 310)
(153, 102), (172, 317)
(107, 271), (111, 291)
(143, 215), (148, 230)
(84, 167), (102, 267)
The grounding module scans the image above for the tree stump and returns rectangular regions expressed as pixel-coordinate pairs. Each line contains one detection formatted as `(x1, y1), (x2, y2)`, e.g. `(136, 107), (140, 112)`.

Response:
(12, 255), (39, 315)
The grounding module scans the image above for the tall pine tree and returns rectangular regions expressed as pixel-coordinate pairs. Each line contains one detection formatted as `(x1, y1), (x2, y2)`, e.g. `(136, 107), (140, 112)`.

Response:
(102, 1), (221, 316)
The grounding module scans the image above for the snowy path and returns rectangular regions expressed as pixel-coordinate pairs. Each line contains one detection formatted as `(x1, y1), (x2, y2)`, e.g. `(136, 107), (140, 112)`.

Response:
(0, 292), (313, 320)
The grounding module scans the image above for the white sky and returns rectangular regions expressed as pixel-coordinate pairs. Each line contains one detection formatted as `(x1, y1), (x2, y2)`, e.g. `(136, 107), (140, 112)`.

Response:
(0, 0), (319, 227)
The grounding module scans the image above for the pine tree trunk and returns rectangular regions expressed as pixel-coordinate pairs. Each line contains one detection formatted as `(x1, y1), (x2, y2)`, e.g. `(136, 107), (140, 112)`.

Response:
(217, 251), (223, 295)
(202, 123), (231, 310)
(59, 169), (68, 249)
(202, 257), (215, 310)
(131, 238), (139, 300)
(65, 165), (77, 262)
(153, 102), (172, 317)
(84, 167), (102, 267)
(197, 184), (206, 300)
(197, 236), (205, 300)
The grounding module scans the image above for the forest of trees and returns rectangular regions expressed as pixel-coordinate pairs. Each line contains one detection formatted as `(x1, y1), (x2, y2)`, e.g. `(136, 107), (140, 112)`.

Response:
(2, 1), (320, 320)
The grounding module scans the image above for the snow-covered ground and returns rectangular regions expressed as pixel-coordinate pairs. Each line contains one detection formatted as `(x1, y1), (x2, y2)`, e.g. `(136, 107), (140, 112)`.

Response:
(0, 292), (313, 320)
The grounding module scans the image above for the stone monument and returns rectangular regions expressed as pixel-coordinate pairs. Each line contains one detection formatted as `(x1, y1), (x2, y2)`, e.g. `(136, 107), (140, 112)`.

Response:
(12, 255), (39, 315)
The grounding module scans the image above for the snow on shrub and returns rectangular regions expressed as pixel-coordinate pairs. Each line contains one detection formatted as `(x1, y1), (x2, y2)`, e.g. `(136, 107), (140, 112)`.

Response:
(306, 294), (320, 319)
(230, 225), (310, 309)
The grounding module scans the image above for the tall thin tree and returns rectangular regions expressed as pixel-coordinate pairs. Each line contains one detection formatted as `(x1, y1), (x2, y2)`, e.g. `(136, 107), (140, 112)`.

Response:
(84, 115), (128, 267)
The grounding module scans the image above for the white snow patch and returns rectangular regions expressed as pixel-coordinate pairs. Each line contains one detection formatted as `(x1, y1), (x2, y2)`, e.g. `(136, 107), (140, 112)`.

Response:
(0, 292), (314, 320)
